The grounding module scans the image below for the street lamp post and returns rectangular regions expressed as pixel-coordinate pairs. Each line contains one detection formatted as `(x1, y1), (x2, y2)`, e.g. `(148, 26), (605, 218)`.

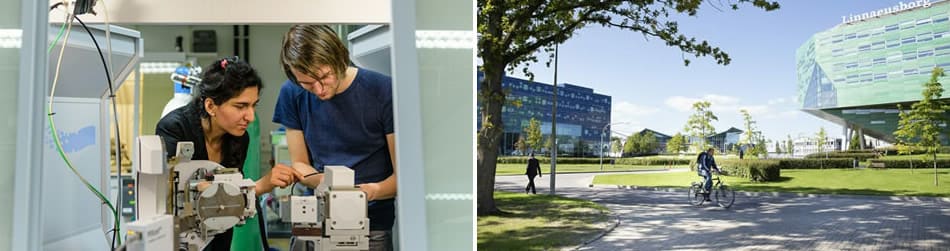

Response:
(550, 42), (558, 195)
(600, 122), (628, 171)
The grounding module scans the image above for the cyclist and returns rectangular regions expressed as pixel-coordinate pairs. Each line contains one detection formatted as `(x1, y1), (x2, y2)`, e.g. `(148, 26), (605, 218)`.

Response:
(696, 147), (720, 202)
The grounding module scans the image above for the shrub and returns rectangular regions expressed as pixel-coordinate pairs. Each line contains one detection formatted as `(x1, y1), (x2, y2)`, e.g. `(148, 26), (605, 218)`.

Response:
(804, 152), (879, 161)
(616, 158), (690, 166)
(878, 159), (950, 168)
(775, 158), (854, 169)
(717, 159), (781, 182)
(496, 156), (691, 165)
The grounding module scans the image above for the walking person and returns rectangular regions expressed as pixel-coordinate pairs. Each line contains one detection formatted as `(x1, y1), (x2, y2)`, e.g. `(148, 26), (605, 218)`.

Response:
(525, 153), (542, 194)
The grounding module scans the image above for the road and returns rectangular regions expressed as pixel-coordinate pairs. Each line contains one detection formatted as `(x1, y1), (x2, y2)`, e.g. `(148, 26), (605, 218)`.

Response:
(495, 171), (950, 250)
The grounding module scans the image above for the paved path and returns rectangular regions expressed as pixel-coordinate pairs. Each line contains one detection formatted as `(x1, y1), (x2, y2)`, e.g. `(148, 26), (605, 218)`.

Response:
(496, 172), (950, 250)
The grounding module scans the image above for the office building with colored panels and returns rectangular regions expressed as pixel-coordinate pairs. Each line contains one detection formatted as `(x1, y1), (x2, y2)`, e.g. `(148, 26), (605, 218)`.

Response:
(797, 0), (950, 143)
(477, 72), (611, 156)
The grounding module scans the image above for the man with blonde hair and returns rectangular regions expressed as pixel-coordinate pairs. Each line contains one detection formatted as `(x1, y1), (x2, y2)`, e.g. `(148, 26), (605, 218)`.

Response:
(273, 24), (396, 251)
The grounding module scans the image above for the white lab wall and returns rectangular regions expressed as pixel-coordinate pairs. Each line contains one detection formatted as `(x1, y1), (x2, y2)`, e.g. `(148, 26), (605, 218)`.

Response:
(48, 0), (389, 24)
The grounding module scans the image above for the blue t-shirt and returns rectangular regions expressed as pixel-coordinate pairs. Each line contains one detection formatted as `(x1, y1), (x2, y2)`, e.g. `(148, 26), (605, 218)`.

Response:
(272, 67), (395, 231)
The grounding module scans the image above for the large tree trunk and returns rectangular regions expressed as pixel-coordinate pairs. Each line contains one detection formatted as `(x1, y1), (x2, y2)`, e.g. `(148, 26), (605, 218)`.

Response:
(477, 64), (506, 216)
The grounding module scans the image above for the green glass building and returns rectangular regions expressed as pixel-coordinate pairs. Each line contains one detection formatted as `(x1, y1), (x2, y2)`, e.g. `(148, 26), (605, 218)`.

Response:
(797, 0), (950, 143)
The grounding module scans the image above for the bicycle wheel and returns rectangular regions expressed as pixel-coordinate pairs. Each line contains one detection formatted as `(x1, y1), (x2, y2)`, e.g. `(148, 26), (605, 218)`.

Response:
(715, 185), (736, 208)
(688, 183), (704, 206)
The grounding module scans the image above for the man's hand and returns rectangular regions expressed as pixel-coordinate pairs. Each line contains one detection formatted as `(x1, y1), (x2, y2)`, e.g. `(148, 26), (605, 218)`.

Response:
(270, 163), (305, 188)
(359, 182), (381, 201)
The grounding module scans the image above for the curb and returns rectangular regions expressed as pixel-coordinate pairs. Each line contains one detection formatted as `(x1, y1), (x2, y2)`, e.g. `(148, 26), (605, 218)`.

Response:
(595, 184), (950, 204)
(563, 210), (621, 251)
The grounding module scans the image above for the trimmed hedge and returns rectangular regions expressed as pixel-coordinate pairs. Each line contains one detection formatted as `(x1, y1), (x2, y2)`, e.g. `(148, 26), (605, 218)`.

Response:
(717, 159), (781, 182)
(878, 146), (950, 155)
(776, 158), (854, 169)
(804, 152), (879, 161)
(496, 157), (691, 165)
(615, 158), (690, 166)
(877, 159), (950, 168)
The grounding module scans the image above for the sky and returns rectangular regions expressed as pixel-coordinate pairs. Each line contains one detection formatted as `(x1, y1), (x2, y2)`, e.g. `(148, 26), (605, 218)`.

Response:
(500, 0), (919, 142)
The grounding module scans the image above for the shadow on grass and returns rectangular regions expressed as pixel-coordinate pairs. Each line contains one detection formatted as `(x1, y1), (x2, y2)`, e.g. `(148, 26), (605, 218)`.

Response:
(478, 192), (609, 251)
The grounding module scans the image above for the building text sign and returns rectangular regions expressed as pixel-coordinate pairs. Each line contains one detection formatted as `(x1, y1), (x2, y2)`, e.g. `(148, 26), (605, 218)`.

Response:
(842, 0), (933, 24)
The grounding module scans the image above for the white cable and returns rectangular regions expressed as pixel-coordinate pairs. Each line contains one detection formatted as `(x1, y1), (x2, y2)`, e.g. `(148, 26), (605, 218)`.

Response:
(99, 0), (114, 83)
(50, 6), (73, 109)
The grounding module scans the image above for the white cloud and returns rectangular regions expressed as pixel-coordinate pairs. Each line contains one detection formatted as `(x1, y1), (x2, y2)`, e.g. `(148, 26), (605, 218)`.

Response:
(767, 97), (786, 105)
(665, 94), (744, 112)
(703, 94), (740, 107)
(613, 101), (660, 117)
(738, 105), (770, 115)
(665, 96), (700, 112)
(610, 101), (660, 135)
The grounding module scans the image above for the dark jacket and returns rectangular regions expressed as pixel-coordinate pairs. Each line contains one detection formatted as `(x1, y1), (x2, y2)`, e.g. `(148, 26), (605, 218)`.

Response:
(697, 152), (718, 171)
(526, 158), (542, 177)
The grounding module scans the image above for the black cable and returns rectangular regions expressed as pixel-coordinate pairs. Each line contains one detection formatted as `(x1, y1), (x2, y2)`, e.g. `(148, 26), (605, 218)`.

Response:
(73, 15), (122, 251)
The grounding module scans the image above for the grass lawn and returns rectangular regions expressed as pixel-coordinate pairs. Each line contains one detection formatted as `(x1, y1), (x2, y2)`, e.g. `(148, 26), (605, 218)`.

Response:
(593, 168), (950, 197)
(495, 163), (685, 176)
(477, 191), (610, 251)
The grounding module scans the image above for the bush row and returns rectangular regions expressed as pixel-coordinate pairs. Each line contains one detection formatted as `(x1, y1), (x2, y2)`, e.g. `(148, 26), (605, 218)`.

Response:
(717, 159), (782, 182)
(877, 146), (950, 155)
(776, 158), (855, 169)
(804, 152), (879, 161)
(876, 159), (950, 168)
(496, 157), (691, 165)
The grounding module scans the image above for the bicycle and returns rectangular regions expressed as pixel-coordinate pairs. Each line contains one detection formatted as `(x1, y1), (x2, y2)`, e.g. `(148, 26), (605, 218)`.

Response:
(688, 171), (735, 208)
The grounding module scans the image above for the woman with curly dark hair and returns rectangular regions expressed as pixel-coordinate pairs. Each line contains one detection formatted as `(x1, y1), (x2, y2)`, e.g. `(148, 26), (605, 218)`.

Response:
(156, 57), (303, 250)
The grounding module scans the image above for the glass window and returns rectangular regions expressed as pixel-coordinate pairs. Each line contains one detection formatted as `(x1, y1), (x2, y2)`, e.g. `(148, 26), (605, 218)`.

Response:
(902, 37), (916, 45)
(916, 18), (932, 26)
(885, 24), (899, 31)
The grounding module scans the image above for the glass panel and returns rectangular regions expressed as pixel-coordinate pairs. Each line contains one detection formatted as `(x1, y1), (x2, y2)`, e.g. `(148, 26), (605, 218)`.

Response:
(414, 0), (474, 250)
(0, 0), (19, 248)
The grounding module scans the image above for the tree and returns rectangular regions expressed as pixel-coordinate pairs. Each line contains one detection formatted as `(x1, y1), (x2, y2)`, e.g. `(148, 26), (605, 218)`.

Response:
(739, 109), (757, 147)
(477, 0), (780, 215)
(514, 136), (527, 155)
(641, 131), (658, 154)
(786, 135), (795, 156)
(685, 101), (718, 152)
(667, 132), (687, 154)
(894, 67), (949, 186)
(610, 136), (623, 157)
(816, 127), (827, 154)
(848, 132), (861, 151)
(755, 137), (769, 158)
(624, 133), (641, 156)
(524, 117), (543, 153)
(775, 141), (782, 154)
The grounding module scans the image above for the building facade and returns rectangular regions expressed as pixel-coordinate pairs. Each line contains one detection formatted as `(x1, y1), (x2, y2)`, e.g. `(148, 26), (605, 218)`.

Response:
(793, 137), (844, 157)
(796, 0), (950, 144)
(477, 72), (611, 156)
(687, 127), (743, 154)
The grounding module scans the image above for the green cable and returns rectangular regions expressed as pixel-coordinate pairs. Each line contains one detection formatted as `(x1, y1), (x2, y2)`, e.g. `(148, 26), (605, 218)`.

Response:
(46, 109), (118, 225)
(47, 20), (66, 54)
(46, 17), (121, 245)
